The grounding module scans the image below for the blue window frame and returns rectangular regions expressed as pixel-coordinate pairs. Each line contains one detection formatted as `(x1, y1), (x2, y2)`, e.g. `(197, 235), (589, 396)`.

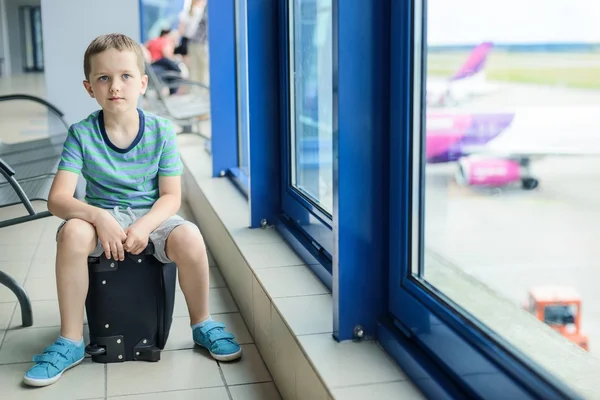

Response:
(209, 1), (587, 398)
(382, 0), (586, 398)
(208, 0), (239, 179)
(208, 0), (279, 211)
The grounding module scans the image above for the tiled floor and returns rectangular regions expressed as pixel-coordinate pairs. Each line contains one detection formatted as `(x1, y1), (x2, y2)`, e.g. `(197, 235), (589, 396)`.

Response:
(0, 202), (280, 399)
(0, 73), (280, 399)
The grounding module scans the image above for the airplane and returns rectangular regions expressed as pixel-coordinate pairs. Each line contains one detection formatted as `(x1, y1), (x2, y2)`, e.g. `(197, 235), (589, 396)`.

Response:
(426, 105), (600, 190)
(299, 105), (590, 192)
(426, 42), (498, 107)
(298, 103), (598, 192)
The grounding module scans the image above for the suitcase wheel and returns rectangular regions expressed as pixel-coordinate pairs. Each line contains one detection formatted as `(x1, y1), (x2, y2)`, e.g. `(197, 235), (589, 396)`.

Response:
(85, 343), (106, 356)
(86, 335), (126, 363)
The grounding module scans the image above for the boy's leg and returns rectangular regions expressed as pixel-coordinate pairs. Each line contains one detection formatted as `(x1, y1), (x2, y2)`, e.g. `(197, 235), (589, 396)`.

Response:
(151, 216), (242, 361)
(56, 219), (99, 340)
(23, 218), (99, 387)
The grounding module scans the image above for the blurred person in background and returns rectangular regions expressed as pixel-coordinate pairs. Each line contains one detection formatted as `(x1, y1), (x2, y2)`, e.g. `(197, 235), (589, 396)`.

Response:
(178, 0), (209, 86)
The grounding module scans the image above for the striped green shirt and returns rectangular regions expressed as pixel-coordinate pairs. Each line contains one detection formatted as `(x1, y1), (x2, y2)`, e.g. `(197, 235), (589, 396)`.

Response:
(58, 109), (183, 209)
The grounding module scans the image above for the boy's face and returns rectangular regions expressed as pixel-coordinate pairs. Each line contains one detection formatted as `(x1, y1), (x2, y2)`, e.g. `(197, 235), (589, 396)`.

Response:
(83, 48), (148, 114)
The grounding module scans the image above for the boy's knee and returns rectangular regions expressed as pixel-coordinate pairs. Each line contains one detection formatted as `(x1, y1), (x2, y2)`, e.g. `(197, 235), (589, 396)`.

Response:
(58, 219), (97, 253)
(167, 223), (205, 258)
(174, 223), (203, 245)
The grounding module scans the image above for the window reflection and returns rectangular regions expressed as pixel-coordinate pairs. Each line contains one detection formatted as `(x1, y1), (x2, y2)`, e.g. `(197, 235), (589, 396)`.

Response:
(289, 0), (333, 215)
(235, 0), (250, 175)
(417, 0), (600, 383)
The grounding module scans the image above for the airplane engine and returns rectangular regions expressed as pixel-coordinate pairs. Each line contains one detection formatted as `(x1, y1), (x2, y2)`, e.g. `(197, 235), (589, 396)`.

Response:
(456, 157), (527, 188)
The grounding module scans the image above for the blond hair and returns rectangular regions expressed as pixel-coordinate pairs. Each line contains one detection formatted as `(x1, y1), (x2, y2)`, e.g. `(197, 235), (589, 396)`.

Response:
(83, 33), (145, 81)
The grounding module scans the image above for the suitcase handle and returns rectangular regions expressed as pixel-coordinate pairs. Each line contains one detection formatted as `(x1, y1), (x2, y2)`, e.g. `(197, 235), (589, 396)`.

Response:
(88, 240), (159, 268)
(124, 241), (155, 263)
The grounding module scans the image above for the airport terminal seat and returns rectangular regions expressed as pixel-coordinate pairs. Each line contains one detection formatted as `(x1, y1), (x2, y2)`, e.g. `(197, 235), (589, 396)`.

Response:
(0, 94), (69, 154)
(0, 94), (72, 328)
(0, 94), (73, 229)
(144, 62), (210, 138)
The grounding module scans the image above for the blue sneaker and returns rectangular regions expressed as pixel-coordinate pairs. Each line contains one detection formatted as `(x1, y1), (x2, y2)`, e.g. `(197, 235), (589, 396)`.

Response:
(23, 337), (85, 387)
(193, 321), (242, 361)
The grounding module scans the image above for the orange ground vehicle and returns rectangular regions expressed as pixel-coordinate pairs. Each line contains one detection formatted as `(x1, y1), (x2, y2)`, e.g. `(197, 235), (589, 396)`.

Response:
(524, 286), (589, 351)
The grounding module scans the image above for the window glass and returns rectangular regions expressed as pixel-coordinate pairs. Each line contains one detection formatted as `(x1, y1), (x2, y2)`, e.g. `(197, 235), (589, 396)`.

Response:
(415, 0), (599, 384)
(140, 0), (186, 43)
(288, 0), (334, 215)
(235, 0), (250, 175)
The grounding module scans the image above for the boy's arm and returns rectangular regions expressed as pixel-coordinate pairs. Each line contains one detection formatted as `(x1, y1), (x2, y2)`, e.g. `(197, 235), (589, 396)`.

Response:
(131, 175), (182, 234)
(131, 121), (183, 233)
(49, 126), (105, 224)
(48, 170), (105, 224)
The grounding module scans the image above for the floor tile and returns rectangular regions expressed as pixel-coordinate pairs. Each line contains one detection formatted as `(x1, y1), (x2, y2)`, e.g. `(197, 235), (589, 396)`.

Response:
(32, 239), (57, 261)
(0, 359), (105, 400)
(229, 382), (282, 400)
(108, 387), (229, 399)
(0, 325), (89, 364)
(23, 276), (58, 301)
(26, 260), (55, 279)
(107, 350), (223, 397)
(0, 218), (46, 245)
(41, 216), (64, 237)
(210, 267), (226, 288)
(0, 302), (15, 330)
(173, 287), (238, 318)
(9, 299), (79, 329)
(0, 286), (27, 303)
(0, 244), (38, 262)
(219, 344), (272, 386)
(0, 261), (32, 285)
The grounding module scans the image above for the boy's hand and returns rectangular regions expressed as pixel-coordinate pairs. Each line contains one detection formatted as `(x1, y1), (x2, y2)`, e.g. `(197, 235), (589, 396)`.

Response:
(123, 223), (151, 255)
(94, 210), (127, 261)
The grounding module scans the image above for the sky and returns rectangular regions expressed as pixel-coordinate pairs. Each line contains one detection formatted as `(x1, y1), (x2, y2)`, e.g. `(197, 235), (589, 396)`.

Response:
(427, 0), (600, 45)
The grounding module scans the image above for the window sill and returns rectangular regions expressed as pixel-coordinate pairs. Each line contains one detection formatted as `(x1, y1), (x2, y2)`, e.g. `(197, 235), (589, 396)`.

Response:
(425, 251), (600, 399)
(178, 134), (424, 399)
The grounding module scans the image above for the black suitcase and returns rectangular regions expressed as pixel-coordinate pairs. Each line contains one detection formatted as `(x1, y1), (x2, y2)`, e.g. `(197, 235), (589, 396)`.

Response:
(84, 241), (177, 363)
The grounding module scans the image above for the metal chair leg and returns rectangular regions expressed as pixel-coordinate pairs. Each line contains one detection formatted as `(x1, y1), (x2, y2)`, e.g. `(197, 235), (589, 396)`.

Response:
(0, 270), (33, 327)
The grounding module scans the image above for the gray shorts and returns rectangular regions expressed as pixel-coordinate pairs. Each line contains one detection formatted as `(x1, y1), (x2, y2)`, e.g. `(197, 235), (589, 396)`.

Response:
(56, 206), (196, 263)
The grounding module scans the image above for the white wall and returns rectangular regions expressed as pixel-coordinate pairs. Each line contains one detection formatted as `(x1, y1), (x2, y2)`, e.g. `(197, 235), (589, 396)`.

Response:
(6, 0), (40, 74)
(41, 0), (140, 124)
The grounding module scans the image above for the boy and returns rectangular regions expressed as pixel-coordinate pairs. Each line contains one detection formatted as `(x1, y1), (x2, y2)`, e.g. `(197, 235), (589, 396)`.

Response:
(23, 33), (241, 387)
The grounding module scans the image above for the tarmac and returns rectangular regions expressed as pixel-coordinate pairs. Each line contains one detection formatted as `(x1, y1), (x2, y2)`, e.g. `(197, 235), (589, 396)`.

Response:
(424, 79), (600, 357)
